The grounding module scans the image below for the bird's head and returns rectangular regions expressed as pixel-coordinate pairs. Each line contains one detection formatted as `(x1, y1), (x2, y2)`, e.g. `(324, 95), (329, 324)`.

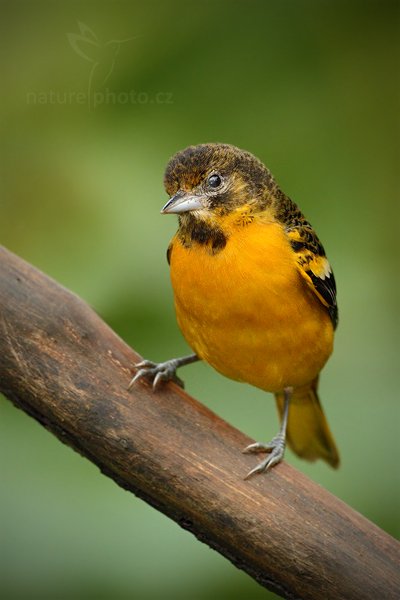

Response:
(162, 143), (278, 221)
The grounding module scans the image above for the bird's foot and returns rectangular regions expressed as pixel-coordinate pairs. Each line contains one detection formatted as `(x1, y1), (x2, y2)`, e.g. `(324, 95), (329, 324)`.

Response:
(243, 434), (286, 479)
(128, 358), (185, 391)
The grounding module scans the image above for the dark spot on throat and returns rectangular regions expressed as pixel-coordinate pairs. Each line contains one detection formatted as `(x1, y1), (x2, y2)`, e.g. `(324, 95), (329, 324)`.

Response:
(179, 215), (227, 253)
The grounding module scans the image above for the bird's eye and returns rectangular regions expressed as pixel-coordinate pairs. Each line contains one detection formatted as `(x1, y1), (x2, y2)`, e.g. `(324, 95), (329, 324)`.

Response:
(207, 173), (222, 189)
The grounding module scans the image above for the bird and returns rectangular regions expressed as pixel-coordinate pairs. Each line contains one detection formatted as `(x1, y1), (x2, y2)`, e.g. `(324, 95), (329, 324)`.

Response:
(129, 143), (339, 478)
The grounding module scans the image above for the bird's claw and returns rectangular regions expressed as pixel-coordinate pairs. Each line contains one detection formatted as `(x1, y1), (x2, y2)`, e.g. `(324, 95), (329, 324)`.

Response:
(128, 358), (185, 391)
(243, 434), (286, 479)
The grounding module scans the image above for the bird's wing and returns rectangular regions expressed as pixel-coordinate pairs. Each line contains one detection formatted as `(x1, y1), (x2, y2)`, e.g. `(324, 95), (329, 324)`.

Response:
(286, 224), (338, 328)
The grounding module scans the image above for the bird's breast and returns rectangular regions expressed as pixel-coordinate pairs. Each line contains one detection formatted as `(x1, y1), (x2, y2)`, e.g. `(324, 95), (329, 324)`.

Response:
(169, 220), (333, 392)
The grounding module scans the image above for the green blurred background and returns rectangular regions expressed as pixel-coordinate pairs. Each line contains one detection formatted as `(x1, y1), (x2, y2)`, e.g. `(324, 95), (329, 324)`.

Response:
(0, 1), (399, 598)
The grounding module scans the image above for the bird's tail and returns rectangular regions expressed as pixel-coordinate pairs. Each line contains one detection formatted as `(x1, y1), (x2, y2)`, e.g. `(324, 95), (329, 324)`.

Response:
(275, 379), (339, 468)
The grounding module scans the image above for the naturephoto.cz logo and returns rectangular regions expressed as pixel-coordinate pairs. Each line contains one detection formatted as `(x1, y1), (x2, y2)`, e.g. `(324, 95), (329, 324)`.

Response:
(26, 22), (173, 109)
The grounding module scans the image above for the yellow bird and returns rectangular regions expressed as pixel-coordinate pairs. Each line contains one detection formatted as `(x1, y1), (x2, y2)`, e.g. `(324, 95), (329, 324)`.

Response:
(130, 143), (339, 477)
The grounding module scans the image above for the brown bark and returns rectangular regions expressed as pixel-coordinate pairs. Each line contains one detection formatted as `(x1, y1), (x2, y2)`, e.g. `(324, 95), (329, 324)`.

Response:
(0, 245), (399, 600)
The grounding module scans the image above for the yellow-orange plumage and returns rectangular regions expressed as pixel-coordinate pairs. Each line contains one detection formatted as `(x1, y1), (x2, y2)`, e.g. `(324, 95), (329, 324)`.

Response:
(170, 215), (333, 393)
(132, 143), (340, 474)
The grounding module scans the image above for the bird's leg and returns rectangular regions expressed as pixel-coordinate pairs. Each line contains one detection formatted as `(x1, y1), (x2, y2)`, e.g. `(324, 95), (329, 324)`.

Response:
(243, 387), (292, 479)
(128, 353), (199, 391)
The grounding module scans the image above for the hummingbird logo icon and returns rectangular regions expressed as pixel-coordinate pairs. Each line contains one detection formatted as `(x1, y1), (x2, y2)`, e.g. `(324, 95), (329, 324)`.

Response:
(67, 22), (137, 108)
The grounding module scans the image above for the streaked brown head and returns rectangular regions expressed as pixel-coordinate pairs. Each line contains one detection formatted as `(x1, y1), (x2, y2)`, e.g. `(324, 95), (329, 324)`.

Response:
(162, 143), (279, 217)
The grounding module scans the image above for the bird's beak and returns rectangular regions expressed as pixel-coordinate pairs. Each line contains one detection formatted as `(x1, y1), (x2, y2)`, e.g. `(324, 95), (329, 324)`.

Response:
(161, 190), (204, 214)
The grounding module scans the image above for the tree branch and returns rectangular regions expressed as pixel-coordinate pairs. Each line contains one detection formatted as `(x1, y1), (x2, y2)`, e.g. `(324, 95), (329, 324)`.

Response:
(0, 245), (399, 600)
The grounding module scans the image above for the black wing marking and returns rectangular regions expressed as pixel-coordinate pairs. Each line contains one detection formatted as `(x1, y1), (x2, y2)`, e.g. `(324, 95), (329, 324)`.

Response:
(286, 222), (338, 329)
